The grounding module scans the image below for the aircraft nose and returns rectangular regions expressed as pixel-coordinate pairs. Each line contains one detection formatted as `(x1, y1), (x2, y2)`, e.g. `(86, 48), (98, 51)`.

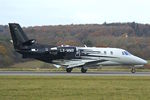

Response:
(135, 56), (147, 65)
(142, 59), (147, 64)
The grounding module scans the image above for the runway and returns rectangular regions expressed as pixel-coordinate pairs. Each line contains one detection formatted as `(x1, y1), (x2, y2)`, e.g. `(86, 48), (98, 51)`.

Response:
(0, 71), (150, 76)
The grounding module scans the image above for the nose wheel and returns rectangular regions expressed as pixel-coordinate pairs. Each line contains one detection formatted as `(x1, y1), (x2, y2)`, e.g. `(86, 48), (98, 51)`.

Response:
(131, 67), (136, 73)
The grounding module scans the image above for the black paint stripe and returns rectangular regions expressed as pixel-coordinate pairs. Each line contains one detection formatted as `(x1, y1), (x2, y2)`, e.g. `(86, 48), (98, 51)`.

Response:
(81, 55), (118, 58)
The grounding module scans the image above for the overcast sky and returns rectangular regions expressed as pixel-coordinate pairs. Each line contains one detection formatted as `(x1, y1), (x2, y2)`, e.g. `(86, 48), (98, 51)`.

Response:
(0, 0), (150, 26)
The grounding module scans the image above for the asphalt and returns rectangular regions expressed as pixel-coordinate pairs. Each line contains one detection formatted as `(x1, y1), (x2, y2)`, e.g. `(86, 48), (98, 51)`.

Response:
(0, 71), (150, 76)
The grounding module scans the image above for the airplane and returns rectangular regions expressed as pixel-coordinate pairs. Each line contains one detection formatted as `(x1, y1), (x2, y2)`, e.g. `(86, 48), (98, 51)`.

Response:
(8, 23), (147, 73)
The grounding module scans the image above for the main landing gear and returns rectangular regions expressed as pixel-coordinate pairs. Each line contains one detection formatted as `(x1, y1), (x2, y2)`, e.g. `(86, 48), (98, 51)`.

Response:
(131, 67), (136, 73)
(81, 67), (87, 73)
(66, 68), (73, 73)
(66, 67), (88, 73)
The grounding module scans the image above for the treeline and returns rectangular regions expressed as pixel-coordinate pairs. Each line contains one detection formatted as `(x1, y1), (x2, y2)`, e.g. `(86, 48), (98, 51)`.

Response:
(0, 22), (150, 67)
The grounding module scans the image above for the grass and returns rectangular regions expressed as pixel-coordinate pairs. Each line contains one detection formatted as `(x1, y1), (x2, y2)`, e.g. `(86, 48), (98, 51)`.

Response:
(0, 60), (150, 72)
(0, 76), (150, 100)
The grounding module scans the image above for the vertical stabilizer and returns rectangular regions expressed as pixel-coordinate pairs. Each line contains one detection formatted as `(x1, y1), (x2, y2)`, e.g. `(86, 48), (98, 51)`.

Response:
(9, 23), (29, 50)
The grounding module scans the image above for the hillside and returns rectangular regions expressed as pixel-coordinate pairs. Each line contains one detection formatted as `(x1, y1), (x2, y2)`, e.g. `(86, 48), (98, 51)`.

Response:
(0, 22), (150, 67)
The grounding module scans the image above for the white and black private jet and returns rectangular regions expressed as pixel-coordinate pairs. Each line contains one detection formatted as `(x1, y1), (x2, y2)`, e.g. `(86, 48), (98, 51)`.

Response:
(9, 23), (147, 73)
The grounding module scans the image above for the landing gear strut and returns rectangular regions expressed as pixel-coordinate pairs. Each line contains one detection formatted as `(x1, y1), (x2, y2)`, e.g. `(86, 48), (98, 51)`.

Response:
(66, 68), (73, 73)
(131, 67), (136, 73)
(81, 67), (87, 73)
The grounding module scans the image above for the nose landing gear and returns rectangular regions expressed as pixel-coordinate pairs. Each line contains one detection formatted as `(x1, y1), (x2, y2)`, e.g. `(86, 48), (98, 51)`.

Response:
(131, 67), (136, 73)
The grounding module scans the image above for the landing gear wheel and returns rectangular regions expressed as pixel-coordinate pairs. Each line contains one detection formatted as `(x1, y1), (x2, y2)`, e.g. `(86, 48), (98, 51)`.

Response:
(81, 67), (87, 73)
(66, 68), (73, 73)
(131, 67), (136, 73)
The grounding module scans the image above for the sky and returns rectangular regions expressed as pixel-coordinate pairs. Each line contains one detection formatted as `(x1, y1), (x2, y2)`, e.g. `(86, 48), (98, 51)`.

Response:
(0, 0), (150, 26)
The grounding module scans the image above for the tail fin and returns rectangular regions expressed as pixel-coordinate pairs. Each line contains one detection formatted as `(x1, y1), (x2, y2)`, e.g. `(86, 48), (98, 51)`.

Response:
(9, 23), (36, 50)
(9, 23), (29, 50)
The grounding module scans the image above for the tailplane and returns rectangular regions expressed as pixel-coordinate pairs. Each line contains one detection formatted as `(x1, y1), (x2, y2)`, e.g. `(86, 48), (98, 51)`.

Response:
(9, 23), (35, 50)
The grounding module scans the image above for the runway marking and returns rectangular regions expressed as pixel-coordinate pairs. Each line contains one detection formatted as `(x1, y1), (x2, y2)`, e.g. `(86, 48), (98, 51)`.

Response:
(0, 71), (150, 76)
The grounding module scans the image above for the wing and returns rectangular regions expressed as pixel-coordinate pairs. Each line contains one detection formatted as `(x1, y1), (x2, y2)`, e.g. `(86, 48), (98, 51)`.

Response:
(52, 59), (107, 68)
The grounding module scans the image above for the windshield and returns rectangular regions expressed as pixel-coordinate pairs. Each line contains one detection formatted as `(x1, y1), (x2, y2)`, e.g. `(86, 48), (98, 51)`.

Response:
(122, 51), (131, 55)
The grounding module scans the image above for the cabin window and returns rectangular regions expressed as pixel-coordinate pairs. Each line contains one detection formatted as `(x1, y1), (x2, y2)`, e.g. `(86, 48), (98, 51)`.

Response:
(31, 48), (38, 52)
(45, 48), (48, 51)
(104, 51), (106, 55)
(110, 51), (113, 55)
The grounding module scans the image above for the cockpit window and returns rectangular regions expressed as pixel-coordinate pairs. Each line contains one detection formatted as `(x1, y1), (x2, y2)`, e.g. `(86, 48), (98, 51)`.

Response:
(122, 52), (125, 55)
(104, 51), (106, 55)
(122, 51), (131, 56)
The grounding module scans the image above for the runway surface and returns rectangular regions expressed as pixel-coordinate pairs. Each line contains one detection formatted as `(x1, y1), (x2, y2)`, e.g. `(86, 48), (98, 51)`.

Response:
(0, 71), (150, 76)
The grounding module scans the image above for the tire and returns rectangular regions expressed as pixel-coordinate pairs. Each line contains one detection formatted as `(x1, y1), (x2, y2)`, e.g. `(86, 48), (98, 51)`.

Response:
(66, 68), (73, 73)
(81, 67), (87, 73)
(131, 67), (136, 73)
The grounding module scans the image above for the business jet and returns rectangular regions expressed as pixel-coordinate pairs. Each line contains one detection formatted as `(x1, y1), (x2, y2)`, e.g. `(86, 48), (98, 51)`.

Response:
(9, 23), (147, 73)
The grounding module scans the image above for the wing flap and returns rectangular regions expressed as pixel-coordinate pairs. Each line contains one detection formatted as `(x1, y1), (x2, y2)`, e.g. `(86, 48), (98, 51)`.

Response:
(66, 59), (107, 68)
(52, 59), (108, 68)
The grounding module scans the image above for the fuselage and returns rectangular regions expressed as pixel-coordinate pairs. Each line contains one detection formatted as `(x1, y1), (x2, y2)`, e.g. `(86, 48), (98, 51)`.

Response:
(16, 43), (147, 67)
(75, 47), (147, 66)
